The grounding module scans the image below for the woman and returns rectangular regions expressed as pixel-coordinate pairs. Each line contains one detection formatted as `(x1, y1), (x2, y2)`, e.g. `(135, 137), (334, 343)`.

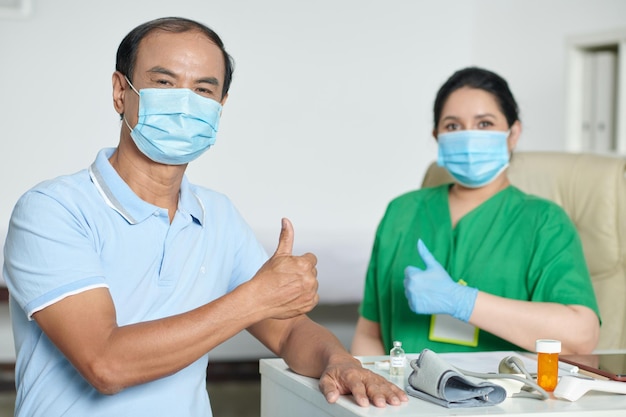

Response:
(351, 67), (600, 355)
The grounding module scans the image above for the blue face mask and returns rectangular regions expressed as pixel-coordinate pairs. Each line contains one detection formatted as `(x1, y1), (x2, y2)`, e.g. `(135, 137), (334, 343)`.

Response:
(123, 77), (222, 165)
(437, 130), (510, 188)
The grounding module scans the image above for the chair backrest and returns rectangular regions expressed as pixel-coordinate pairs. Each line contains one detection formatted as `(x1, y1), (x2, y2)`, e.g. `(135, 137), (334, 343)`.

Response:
(421, 151), (626, 350)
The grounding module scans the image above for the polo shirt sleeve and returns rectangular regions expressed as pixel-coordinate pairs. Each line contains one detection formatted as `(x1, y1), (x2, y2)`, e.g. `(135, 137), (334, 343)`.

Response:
(4, 188), (107, 319)
(225, 204), (269, 293)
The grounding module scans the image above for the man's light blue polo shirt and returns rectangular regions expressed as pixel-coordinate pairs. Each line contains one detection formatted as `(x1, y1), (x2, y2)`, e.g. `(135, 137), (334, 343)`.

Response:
(3, 148), (269, 417)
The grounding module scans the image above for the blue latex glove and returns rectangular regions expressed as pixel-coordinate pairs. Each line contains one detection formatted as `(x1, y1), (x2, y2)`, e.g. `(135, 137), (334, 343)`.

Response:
(404, 239), (478, 322)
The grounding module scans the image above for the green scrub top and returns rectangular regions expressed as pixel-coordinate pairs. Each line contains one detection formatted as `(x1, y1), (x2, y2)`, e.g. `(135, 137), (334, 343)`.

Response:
(359, 184), (600, 354)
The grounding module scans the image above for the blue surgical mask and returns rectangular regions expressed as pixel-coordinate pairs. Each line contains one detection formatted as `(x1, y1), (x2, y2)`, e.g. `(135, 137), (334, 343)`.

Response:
(437, 130), (510, 188)
(123, 77), (222, 165)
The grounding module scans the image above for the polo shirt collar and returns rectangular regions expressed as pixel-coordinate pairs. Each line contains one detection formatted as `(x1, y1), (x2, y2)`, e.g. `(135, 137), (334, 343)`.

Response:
(89, 148), (204, 226)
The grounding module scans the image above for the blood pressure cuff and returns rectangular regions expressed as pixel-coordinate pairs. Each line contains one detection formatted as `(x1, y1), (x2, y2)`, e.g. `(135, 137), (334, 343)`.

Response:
(407, 349), (507, 408)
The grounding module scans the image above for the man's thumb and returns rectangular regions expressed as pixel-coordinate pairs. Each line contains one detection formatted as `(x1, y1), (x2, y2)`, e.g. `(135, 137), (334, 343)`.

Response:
(274, 217), (294, 256)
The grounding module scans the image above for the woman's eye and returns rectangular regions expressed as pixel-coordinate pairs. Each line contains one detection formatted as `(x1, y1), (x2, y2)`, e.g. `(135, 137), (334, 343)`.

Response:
(478, 120), (493, 128)
(444, 123), (459, 131)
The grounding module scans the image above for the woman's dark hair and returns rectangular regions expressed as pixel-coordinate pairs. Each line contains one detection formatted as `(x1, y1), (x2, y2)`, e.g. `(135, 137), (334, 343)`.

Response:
(116, 17), (234, 99)
(433, 67), (520, 129)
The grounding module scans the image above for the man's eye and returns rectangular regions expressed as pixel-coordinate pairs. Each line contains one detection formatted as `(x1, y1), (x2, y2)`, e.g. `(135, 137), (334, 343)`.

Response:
(195, 88), (216, 98)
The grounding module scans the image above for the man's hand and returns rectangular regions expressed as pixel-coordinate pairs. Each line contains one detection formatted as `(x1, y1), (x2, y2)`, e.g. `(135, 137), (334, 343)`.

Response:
(250, 218), (319, 319)
(318, 359), (408, 407)
(403, 239), (478, 322)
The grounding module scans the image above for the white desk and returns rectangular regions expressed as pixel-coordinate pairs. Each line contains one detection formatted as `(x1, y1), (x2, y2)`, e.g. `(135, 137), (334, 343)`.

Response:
(260, 355), (626, 417)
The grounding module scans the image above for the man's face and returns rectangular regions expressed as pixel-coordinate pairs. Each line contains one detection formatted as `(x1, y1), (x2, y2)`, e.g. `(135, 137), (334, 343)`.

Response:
(123, 29), (227, 127)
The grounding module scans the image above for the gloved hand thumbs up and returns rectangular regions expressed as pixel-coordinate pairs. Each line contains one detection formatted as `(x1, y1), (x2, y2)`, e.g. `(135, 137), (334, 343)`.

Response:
(403, 239), (478, 322)
(416, 238), (444, 271)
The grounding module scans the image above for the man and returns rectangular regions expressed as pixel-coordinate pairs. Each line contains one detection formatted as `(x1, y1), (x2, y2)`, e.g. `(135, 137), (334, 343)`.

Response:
(3, 17), (407, 416)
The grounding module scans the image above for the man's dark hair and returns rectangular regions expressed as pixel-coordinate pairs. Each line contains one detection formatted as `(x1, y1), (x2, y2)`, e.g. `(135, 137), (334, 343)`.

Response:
(116, 17), (234, 99)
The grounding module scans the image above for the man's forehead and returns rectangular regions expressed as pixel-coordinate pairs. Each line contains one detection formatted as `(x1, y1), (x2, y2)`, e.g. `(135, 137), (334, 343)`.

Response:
(138, 29), (219, 54)
(134, 29), (225, 75)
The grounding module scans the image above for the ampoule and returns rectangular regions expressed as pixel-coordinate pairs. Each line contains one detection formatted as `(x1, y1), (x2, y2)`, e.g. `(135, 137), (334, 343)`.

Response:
(389, 340), (405, 376)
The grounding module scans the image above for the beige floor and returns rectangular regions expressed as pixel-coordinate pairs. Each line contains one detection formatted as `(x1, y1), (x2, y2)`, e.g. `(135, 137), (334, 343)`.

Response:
(0, 392), (15, 417)
(208, 380), (261, 417)
(0, 381), (261, 417)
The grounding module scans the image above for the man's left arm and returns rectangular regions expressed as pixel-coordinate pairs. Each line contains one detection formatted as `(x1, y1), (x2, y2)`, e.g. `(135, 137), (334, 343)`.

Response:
(248, 316), (408, 407)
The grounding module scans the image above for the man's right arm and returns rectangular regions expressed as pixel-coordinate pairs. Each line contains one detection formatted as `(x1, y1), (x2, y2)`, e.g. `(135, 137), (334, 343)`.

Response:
(34, 284), (256, 394)
(34, 218), (318, 394)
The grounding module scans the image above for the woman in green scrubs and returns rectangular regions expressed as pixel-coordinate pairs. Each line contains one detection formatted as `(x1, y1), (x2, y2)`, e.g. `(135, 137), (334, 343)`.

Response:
(352, 67), (601, 356)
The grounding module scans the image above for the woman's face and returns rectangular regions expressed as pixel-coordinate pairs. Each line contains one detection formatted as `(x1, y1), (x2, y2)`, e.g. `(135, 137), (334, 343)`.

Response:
(436, 86), (509, 133)
(434, 86), (521, 150)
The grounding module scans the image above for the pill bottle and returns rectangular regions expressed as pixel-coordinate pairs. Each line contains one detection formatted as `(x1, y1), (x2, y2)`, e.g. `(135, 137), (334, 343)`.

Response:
(389, 341), (405, 376)
(536, 339), (561, 391)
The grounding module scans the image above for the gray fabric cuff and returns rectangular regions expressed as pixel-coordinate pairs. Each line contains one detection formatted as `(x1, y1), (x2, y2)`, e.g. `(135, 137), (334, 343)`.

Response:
(407, 349), (507, 408)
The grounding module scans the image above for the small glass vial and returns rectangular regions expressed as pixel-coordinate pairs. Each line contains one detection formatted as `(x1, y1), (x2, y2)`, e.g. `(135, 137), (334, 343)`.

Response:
(389, 340), (405, 376)
(536, 339), (561, 392)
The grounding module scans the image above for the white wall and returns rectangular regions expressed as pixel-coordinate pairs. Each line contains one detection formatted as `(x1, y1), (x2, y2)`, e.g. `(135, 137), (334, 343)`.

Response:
(0, 0), (624, 300)
(471, 0), (626, 154)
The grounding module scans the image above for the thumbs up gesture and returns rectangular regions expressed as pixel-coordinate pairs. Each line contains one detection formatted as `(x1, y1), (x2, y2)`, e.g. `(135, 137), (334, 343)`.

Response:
(251, 218), (319, 319)
(403, 239), (478, 322)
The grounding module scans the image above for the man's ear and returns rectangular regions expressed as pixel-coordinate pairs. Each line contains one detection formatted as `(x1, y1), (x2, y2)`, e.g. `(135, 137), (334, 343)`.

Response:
(112, 71), (127, 116)
(508, 120), (522, 151)
(219, 92), (229, 107)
